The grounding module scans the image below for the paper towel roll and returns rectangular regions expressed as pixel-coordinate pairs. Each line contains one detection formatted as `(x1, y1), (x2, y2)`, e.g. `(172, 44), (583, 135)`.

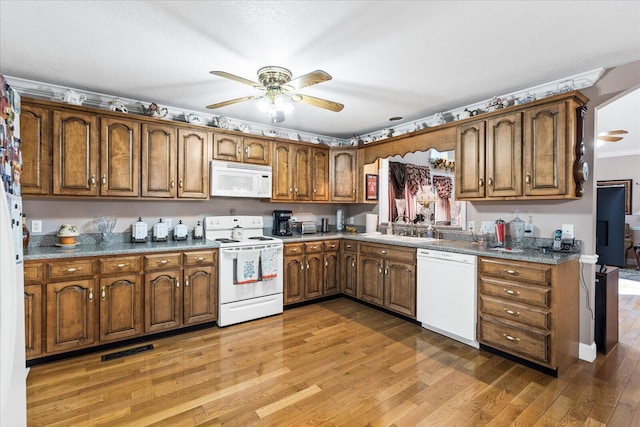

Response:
(365, 214), (379, 234)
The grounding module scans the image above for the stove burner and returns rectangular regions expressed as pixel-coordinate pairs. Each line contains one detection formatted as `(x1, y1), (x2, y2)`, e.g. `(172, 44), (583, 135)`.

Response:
(215, 238), (240, 243)
(248, 236), (274, 241)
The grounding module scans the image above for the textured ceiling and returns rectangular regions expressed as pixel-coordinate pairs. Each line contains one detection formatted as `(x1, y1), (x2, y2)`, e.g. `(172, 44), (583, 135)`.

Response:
(1, 1), (639, 138)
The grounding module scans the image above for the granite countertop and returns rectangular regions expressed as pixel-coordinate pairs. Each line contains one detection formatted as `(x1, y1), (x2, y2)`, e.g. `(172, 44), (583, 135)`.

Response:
(25, 231), (579, 265)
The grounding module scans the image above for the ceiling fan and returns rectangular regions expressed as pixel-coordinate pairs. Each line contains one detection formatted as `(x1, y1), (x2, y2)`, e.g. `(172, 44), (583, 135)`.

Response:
(597, 129), (629, 142)
(206, 66), (344, 123)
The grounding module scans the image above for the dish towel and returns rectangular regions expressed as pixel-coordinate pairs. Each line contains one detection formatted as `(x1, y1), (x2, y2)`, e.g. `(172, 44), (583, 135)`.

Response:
(261, 247), (278, 280)
(236, 250), (259, 284)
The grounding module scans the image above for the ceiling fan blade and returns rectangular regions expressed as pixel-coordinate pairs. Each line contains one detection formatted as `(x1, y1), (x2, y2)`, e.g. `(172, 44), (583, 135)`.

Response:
(288, 70), (332, 90)
(206, 96), (256, 109)
(210, 71), (262, 88)
(597, 135), (624, 142)
(294, 94), (344, 112)
(598, 129), (629, 136)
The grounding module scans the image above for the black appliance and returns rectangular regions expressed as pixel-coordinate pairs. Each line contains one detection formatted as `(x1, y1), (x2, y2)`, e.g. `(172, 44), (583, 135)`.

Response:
(273, 210), (293, 236)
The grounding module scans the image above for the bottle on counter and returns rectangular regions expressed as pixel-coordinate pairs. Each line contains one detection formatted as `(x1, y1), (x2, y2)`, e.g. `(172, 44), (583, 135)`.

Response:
(193, 220), (203, 239)
(22, 213), (30, 249)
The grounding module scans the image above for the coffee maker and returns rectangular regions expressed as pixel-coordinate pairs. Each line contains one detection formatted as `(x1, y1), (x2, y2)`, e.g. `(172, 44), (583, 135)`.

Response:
(273, 210), (293, 236)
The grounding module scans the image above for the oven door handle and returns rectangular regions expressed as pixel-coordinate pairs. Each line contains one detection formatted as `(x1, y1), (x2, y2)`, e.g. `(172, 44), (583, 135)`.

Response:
(220, 244), (283, 254)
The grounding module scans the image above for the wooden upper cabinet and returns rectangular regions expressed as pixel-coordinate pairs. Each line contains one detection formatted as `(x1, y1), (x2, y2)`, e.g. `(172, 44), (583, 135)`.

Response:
(455, 121), (486, 199)
(330, 149), (357, 202)
(141, 123), (177, 198)
(213, 134), (271, 165)
(100, 117), (140, 197)
(177, 128), (210, 199)
(311, 147), (329, 201)
(485, 112), (522, 198)
(293, 145), (311, 200)
(52, 110), (99, 196)
(272, 142), (293, 200)
(523, 101), (566, 197)
(20, 104), (50, 195)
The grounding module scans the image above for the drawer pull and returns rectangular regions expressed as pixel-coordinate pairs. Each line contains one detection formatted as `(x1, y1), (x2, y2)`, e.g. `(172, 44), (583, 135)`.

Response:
(503, 308), (520, 316)
(329, 244), (336, 249)
(504, 288), (520, 296)
(503, 269), (519, 276)
(346, 245), (352, 248)
(114, 263), (130, 268)
(88, 289), (94, 302)
(291, 248), (299, 252)
(311, 246), (318, 250)
(503, 334), (520, 343)
(157, 260), (171, 265)
(64, 267), (82, 273)
(193, 257), (205, 262)
(101, 287), (106, 300)
(381, 250), (387, 255)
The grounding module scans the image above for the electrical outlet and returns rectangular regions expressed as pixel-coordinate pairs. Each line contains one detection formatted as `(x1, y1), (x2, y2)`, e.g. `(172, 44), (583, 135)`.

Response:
(31, 220), (42, 233)
(562, 224), (574, 239)
(468, 221), (475, 232)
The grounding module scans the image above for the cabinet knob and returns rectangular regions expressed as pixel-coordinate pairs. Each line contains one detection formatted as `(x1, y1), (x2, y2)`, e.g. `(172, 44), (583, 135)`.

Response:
(378, 267), (382, 274)
(245, 147), (249, 157)
(479, 178), (484, 187)
(384, 268), (388, 275)
(488, 177), (493, 187)
(525, 173), (531, 184)
(352, 188), (356, 194)
(185, 278), (189, 287)
(238, 146), (242, 154)
(300, 263), (304, 271)
(179, 179), (183, 188)
(176, 280), (180, 288)
(102, 175), (107, 185)
(351, 261), (355, 268)
(101, 286), (106, 300)
(90, 175), (96, 186)
(381, 250), (387, 255)
(503, 333), (520, 343)
(88, 289), (93, 302)
(171, 180), (175, 188)
(306, 261), (310, 269)
(325, 260), (328, 267)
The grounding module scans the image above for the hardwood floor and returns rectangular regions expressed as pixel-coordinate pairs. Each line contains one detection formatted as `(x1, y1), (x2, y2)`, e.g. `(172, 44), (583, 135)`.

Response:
(27, 294), (640, 426)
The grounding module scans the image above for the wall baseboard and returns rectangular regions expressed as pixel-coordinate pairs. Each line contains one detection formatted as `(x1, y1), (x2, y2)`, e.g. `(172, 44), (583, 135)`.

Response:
(579, 342), (597, 362)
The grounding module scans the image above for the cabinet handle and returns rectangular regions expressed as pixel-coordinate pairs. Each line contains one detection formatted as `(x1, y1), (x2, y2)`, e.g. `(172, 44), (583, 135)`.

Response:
(351, 261), (355, 268)
(193, 256), (205, 262)
(352, 188), (355, 194)
(306, 261), (310, 269)
(238, 146), (242, 154)
(171, 179), (175, 188)
(291, 248), (299, 252)
(176, 280), (180, 288)
(311, 246), (318, 250)
(525, 173), (531, 184)
(300, 263), (304, 271)
(381, 250), (387, 255)
(504, 288), (520, 296)
(114, 263), (130, 268)
(479, 178), (484, 187)
(503, 308), (520, 316)
(384, 268), (388, 275)
(313, 188), (317, 194)
(329, 244), (336, 249)
(379, 267), (382, 274)
(503, 334), (520, 343)
(101, 286), (106, 300)
(245, 147), (249, 157)
(185, 278), (189, 287)
(488, 177), (493, 187)
(88, 289), (93, 302)
(294, 187), (298, 195)
(179, 179), (183, 188)
(503, 269), (519, 276)
(64, 267), (82, 273)
(102, 175), (107, 185)
(157, 260), (170, 265)
(289, 187), (293, 193)
(90, 175), (96, 186)
(346, 245), (352, 249)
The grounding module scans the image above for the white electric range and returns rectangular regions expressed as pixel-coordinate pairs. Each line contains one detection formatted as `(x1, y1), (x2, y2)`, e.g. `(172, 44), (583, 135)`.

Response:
(204, 216), (284, 327)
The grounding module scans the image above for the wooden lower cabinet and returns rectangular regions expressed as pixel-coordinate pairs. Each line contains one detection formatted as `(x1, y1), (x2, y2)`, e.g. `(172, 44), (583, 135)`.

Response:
(183, 262), (217, 325)
(358, 243), (416, 317)
(323, 240), (340, 295)
(145, 268), (182, 333)
(99, 274), (142, 342)
(284, 240), (340, 304)
(477, 257), (579, 374)
(24, 284), (43, 358)
(341, 241), (358, 297)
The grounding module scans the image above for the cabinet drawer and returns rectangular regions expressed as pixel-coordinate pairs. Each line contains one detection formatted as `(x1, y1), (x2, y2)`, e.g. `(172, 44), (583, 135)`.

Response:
(479, 316), (550, 364)
(144, 253), (181, 272)
(48, 259), (96, 279)
(479, 277), (550, 308)
(323, 240), (340, 252)
(24, 262), (44, 283)
(480, 258), (551, 285)
(360, 243), (415, 262)
(304, 242), (323, 254)
(479, 294), (550, 330)
(343, 241), (358, 253)
(99, 256), (141, 274)
(284, 243), (304, 256)
(183, 250), (215, 266)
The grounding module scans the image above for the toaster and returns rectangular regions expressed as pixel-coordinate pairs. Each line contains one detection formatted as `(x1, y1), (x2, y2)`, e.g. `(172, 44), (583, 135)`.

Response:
(297, 221), (317, 234)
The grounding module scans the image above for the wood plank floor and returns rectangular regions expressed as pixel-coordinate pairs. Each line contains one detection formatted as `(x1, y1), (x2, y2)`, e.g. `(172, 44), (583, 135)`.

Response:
(27, 290), (640, 426)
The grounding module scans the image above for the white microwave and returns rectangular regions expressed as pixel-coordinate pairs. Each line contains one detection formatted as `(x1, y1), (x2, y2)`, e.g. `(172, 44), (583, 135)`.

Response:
(210, 160), (272, 198)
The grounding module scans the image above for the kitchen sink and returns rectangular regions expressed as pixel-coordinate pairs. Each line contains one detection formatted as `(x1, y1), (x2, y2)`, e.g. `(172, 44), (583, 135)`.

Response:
(362, 234), (439, 243)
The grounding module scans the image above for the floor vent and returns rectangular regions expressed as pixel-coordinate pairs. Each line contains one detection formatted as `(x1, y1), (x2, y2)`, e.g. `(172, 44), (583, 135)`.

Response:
(101, 344), (154, 362)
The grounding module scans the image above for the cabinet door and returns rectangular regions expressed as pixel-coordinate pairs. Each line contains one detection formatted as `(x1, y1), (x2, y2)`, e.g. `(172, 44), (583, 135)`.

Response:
(20, 104), (50, 195)
(46, 279), (96, 353)
(183, 265), (217, 325)
(486, 112), (522, 197)
(177, 128), (209, 199)
(455, 121), (486, 199)
(243, 138), (271, 165)
(99, 274), (142, 342)
(312, 148), (329, 201)
(330, 150), (357, 202)
(100, 117), (140, 197)
(52, 110), (99, 196)
(305, 253), (323, 299)
(272, 142), (293, 200)
(360, 255), (384, 306)
(523, 101), (567, 196)
(384, 260), (416, 317)
(293, 145), (311, 200)
(144, 270), (182, 332)
(324, 251), (339, 295)
(141, 123), (177, 198)
(284, 255), (304, 304)
(342, 252), (358, 297)
(24, 284), (43, 358)
(213, 134), (242, 162)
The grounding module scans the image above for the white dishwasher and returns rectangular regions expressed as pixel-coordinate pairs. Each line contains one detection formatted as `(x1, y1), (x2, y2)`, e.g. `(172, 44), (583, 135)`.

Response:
(417, 248), (479, 348)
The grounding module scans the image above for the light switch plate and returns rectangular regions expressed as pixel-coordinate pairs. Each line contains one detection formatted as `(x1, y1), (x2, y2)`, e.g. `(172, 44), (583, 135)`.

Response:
(562, 224), (574, 239)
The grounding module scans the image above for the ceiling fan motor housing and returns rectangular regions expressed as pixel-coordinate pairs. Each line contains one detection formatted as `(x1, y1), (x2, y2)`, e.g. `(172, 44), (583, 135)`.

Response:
(257, 66), (292, 88)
